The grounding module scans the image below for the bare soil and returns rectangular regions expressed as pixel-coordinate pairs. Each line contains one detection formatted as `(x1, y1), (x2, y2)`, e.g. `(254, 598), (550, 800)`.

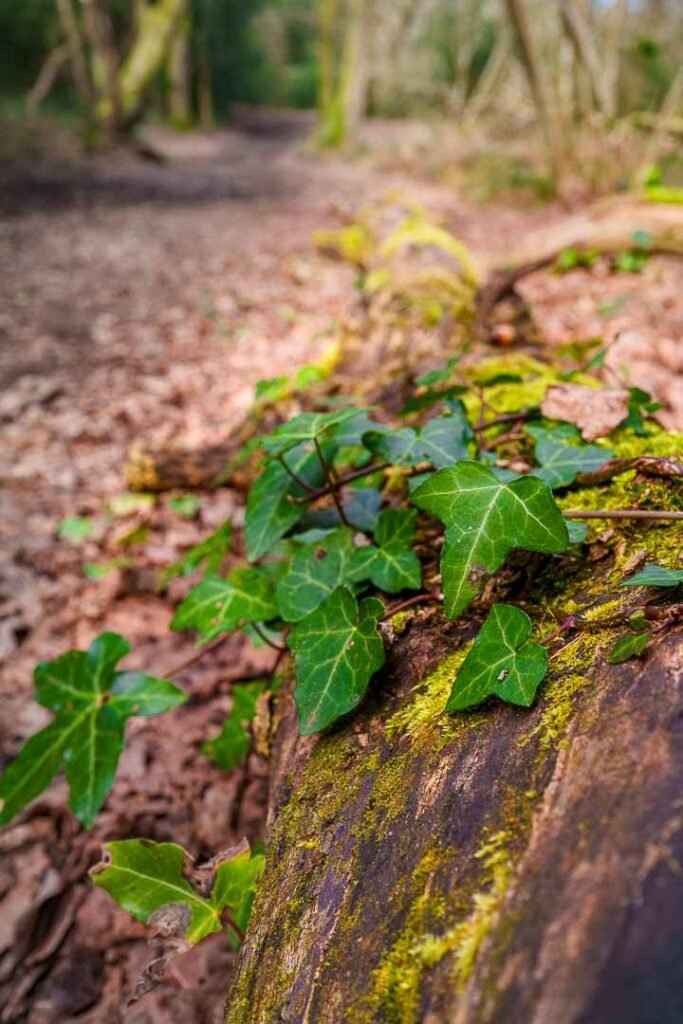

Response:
(0, 113), (681, 1023)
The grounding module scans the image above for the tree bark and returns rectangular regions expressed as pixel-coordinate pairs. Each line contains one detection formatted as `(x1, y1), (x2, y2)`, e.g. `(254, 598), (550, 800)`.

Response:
(224, 550), (683, 1022)
(168, 0), (192, 127)
(504, 0), (567, 191)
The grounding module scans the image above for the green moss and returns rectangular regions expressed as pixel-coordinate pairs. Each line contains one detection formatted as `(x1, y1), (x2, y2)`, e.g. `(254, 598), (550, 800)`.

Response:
(314, 224), (375, 267)
(386, 648), (473, 739)
(364, 829), (517, 1024)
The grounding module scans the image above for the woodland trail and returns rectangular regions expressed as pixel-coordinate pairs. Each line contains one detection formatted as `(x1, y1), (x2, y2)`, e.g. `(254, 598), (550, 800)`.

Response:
(1, 115), (682, 1023)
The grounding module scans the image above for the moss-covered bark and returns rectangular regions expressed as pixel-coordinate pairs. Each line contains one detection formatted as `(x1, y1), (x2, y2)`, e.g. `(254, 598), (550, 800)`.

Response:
(225, 446), (682, 1022)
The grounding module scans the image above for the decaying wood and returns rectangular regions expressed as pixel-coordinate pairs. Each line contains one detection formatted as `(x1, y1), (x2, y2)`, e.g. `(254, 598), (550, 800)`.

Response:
(225, 551), (683, 1023)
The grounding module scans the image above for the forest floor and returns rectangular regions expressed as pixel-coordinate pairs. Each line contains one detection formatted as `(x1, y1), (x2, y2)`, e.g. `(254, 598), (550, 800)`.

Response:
(1, 111), (682, 1024)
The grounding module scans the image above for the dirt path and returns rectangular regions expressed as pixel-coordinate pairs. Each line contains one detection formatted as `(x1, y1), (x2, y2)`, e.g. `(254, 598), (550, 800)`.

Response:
(1, 116), (681, 1023)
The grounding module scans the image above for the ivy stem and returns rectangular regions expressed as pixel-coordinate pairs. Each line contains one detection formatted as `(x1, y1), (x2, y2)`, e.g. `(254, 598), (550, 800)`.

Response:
(224, 913), (246, 945)
(278, 453), (315, 493)
(251, 623), (287, 652)
(382, 591), (442, 620)
(290, 461), (391, 504)
(563, 509), (683, 521)
(314, 436), (351, 526)
(165, 634), (230, 678)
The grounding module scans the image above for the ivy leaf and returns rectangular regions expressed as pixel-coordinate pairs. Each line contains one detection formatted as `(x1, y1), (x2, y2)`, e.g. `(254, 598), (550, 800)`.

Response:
(58, 515), (95, 543)
(91, 840), (263, 946)
(160, 520), (233, 586)
(296, 488), (383, 534)
(348, 508), (422, 593)
(446, 604), (548, 711)
(260, 408), (366, 457)
(171, 568), (278, 641)
(213, 849), (265, 949)
(363, 408), (472, 469)
(621, 563), (683, 588)
(0, 633), (185, 828)
(608, 630), (650, 665)
(287, 587), (385, 734)
(245, 443), (326, 560)
(412, 461), (568, 619)
(276, 528), (356, 622)
(526, 424), (612, 489)
(202, 681), (266, 771)
(620, 387), (663, 436)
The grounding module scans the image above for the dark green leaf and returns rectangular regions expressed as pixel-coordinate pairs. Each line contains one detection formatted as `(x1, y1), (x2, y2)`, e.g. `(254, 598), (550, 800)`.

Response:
(261, 408), (365, 457)
(276, 528), (356, 622)
(620, 387), (662, 436)
(245, 444), (326, 560)
(171, 569), (278, 641)
(363, 408), (472, 470)
(414, 357), (460, 387)
(288, 587), (385, 734)
(412, 461), (568, 619)
(608, 631), (650, 664)
(0, 633), (185, 828)
(621, 563), (683, 588)
(446, 604), (548, 711)
(348, 509), (422, 593)
(202, 681), (266, 771)
(526, 424), (612, 489)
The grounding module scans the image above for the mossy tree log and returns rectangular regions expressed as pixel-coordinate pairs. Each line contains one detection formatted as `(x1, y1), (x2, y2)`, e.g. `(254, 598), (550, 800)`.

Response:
(225, 537), (683, 1023)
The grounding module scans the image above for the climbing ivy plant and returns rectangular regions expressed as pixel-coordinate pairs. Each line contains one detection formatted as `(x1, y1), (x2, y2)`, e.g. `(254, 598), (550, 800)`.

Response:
(1, 357), (681, 955)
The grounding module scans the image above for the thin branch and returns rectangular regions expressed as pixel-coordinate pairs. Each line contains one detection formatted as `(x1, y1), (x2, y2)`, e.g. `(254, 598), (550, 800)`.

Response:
(251, 623), (286, 653)
(278, 453), (315, 493)
(576, 456), (683, 486)
(382, 591), (442, 621)
(314, 437), (350, 526)
(563, 509), (683, 521)
(165, 634), (230, 678)
(290, 462), (391, 504)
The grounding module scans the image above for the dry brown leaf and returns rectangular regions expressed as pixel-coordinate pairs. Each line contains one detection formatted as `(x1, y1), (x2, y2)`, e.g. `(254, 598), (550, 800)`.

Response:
(541, 384), (630, 440)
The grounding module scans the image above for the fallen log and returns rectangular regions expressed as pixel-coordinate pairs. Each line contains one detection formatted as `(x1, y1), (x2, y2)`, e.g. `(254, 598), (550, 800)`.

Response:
(225, 550), (683, 1023)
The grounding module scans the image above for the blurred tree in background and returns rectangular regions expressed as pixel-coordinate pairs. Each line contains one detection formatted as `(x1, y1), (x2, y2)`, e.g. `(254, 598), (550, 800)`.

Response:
(0, 0), (681, 189)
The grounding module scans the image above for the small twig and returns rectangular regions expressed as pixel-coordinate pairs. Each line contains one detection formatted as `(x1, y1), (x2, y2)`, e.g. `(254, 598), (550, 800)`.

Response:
(314, 437), (350, 526)
(224, 912), (246, 945)
(165, 635), (231, 679)
(278, 453), (315, 493)
(484, 429), (526, 451)
(474, 411), (532, 433)
(251, 623), (286, 652)
(563, 509), (683, 521)
(576, 455), (683, 485)
(382, 591), (442, 620)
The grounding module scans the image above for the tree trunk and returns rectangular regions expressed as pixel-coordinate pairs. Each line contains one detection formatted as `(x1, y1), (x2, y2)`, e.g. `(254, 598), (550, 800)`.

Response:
(315, 0), (368, 148)
(225, 547), (683, 1022)
(117, 0), (186, 128)
(504, 0), (567, 191)
(55, 0), (93, 108)
(168, 0), (192, 127)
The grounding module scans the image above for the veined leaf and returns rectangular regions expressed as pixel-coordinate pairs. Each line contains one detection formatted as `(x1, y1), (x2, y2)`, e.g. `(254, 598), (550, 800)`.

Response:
(412, 461), (568, 620)
(245, 444), (326, 560)
(171, 569), (278, 641)
(446, 604), (547, 711)
(363, 406), (472, 470)
(348, 508), (422, 593)
(288, 587), (385, 734)
(621, 563), (683, 588)
(213, 849), (265, 949)
(526, 424), (612, 489)
(276, 528), (356, 623)
(202, 681), (266, 771)
(91, 840), (263, 945)
(260, 408), (366, 457)
(0, 633), (185, 828)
